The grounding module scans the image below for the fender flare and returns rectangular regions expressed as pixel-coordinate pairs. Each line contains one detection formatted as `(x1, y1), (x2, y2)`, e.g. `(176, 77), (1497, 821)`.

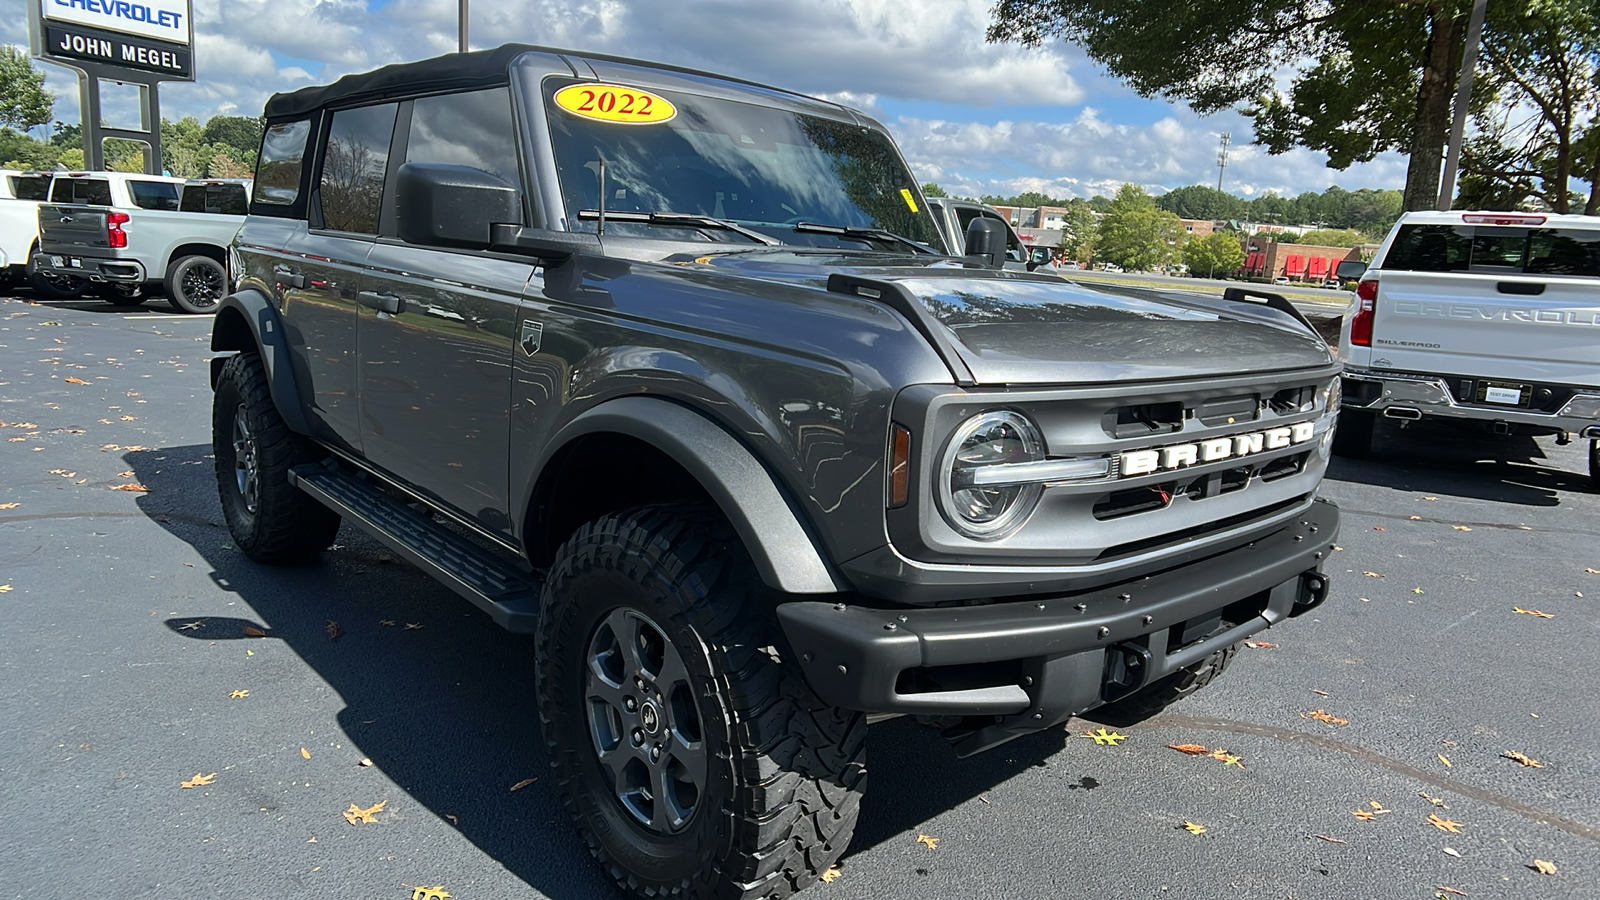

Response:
(209, 291), (314, 436)
(543, 396), (845, 595)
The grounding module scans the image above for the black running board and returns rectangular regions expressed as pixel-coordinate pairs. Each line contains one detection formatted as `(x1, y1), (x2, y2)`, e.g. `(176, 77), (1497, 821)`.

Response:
(289, 464), (541, 632)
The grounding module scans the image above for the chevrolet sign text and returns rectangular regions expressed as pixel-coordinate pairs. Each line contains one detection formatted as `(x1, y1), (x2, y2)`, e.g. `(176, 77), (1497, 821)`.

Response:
(1120, 422), (1316, 477)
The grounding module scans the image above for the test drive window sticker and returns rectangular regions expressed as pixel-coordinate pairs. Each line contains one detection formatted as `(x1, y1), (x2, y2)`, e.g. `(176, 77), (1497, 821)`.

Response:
(552, 84), (677, 125)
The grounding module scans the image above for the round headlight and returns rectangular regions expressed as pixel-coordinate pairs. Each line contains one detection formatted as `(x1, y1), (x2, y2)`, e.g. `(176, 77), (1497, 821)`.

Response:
(936, 411), (1045, 539)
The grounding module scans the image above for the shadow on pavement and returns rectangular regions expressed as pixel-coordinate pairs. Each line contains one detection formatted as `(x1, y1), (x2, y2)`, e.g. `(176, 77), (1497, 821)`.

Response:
(1326, 417), (1593, 506)
(129, 442), (1069, 894)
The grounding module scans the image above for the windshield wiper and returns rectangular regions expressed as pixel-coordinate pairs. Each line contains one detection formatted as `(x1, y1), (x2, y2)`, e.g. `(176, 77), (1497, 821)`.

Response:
(576, 210), (780, 246)
(791, 222), (936, 254)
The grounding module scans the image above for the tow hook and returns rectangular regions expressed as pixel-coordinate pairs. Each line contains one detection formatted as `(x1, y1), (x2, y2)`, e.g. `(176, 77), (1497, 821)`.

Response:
(1290, 571), (1330, 617)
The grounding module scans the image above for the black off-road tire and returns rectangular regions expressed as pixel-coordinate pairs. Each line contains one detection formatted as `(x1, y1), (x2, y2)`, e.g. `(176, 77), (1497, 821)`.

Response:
(1331, 408), (1376, 458)
(537, 505), (867, 900)
(212, 353), (340, 561)
(1095, 642), (1240, 725)
(165, 254), (227, 314)
(27, 267), (88, 299)
(98, 282), (149, 306)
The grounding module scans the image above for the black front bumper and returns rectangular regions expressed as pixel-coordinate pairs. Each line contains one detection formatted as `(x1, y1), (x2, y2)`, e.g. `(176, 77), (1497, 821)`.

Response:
(777, 498), (1339, 755)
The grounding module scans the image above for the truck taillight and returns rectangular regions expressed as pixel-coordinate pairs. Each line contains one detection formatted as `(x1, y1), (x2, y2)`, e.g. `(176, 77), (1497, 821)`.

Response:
(107, 211), (130, 249)
(1349, 280), (1377, 347)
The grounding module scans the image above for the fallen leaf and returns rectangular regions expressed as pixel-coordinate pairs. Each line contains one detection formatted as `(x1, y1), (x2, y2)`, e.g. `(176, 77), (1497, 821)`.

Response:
(1423, 496), (1437, 501)
(181, 772), (217, 789)
(0, 503), (17, 510)
(821, 865), (842, 884)
(63, 376), (90, 385)
(916, 833), (939, 849)
(1314, 834), (1346, 843)
(119, 415), (135, 421)
(1412, 588), (1426, 594)
(301, 748), (311, 759)
(1409, 515), (1422, 520)
(1437, 887), (1466, 896)
(116, 471), (132, 477)
(1312, 689), (1331, 696)
(1443, 847), (1462, 858)
(1363, 571), (1385, 577)
(508, 778), (538, 792)
(1244, 640), (1278, 649)
(1585, 568), (1599, 574)
(1453, 525), (1472, 531)
(343, 800), (386, 825)
(379, 619), (396, 627)
(1373, 526), (1386, 531)
(411, 888), (450, 900)
(1086, 727), (1127, 745)
(1428, 814), (1463, 834)
(177, 620), (205, 631)
(1182, 821), (1207, 835)
(241, 625), (266, 637)
(1167, 743), (1210, 755)
(325, 620), (344, 641)
(1438, 754), (1452, 767)
(1419, 792), (1447, 808)
(1502, 750), (1544, 768)
(229, 689), (249, 699)
(1513, 607), (1555, 619)
(358, 758), (373, 767)
(0, 585), (11, 593)
(404, 622), (423, 630)
(1351, 809), (1378, 821)
(445, 813), (458, 825)
(111, 483), (149, 492)
(1303, 708), (1349, 726)
(1531, 859), (1557, 875)
(1370, 801), (1390, 812)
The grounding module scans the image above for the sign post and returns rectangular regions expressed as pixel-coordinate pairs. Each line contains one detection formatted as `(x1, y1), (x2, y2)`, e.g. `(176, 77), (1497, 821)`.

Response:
(26, 0), (195, 174)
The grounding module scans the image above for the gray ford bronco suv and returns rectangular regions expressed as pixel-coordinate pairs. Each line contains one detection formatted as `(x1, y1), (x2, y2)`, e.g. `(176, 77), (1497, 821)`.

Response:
(211, 45), (1342, 900)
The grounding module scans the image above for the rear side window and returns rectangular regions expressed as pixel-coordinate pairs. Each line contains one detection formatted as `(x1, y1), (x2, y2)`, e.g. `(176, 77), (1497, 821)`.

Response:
(10, 175), (51, 200)
(129, 180), (180, 211)
(319, 103), (398, 234)
(52, 178), (113, 206)
(255, 120), (311, 208)
(1385, 223), (1600, 277)
(406, 88), (521, 192)
(181, 184), (249, 215)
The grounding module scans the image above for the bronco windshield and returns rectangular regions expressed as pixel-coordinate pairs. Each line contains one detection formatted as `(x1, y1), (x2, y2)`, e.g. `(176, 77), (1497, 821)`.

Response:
(543, 79), (945, 252)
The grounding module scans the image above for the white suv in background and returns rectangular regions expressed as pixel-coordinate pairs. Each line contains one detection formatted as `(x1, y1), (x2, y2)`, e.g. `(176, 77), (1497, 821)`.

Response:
(1335, 210), (1600, 486)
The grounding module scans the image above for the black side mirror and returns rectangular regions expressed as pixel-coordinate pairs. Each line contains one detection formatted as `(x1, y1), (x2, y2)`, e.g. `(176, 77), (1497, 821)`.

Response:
(1335, 259), (1368, 280)
(396, 162), (521, 250)
(964, 217), (1007, 268)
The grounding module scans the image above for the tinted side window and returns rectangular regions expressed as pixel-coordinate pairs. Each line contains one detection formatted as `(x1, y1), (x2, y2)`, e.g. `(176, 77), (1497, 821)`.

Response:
(255, 120), (311, 207)
(407, 88), (521, 192)
(182, 184), (249, 215)
(1384, 224), (1471, 272)
(129, 180), (180, 211)
(10, 175), (51, 201)
(319, 104), (398, 234)
(54, 179), (114, 206)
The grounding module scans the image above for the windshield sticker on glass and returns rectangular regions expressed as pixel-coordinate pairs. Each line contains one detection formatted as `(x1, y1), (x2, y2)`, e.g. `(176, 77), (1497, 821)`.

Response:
(554, 84), (677, 125)
(899, 188), (919, 213)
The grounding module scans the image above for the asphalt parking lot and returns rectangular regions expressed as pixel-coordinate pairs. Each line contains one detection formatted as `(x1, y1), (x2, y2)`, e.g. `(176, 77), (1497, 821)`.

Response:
(1, 289), (1596, 899)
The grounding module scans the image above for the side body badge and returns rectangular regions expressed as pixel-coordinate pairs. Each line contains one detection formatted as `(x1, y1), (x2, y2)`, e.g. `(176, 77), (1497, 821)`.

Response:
(520, 319), (544, 356)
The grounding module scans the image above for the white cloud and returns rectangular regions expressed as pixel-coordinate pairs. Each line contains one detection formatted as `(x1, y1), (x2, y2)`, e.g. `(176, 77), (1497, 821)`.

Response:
(4, 2), (1403, 197)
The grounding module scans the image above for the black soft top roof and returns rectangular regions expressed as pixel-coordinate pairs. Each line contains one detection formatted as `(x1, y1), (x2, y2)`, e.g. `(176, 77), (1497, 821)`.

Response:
(263, 44), (823, 120)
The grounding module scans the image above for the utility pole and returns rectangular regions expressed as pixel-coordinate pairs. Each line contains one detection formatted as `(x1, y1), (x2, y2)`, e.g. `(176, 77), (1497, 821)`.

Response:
(1438, 0), (1488, 210)
(458, 0), (469, 52)
(1216, 132), (1231, 192)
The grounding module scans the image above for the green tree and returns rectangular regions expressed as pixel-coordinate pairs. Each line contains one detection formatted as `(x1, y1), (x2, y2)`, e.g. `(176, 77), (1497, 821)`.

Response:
(0, 46), (53, 131)
(202, 116), (263, 158)
(1060, 198), (1098, 262)
(1156, 184), (1246, 220)
(1182, 231), (1245, 278)
(988, 0), (1465, 212)
(1297, 228), (1369, 247)
(1096, 184), (1184, 271)
(921, 182), (949, 198)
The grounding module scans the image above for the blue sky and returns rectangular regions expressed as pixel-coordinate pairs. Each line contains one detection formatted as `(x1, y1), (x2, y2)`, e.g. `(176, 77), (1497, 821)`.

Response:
(7, 0), (1409, 200)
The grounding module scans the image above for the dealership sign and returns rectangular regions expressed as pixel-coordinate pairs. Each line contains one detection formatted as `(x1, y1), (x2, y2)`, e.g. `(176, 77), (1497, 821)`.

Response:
(34, 0), (194, 80)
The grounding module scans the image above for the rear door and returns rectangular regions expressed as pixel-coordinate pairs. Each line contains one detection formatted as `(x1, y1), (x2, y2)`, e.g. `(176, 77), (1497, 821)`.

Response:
(1371, 220), (1600, 386)
(356, 88), (532, 532)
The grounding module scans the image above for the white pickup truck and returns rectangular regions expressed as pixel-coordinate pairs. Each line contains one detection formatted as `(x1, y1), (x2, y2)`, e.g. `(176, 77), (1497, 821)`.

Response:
(32, 172), (248, 313)
(0, 169), (67, 295)
(1335, 210), (1600, 486)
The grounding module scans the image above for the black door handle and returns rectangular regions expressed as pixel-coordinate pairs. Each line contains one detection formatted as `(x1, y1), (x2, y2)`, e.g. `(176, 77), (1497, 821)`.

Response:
(273, 265), (306, 289)
(1497, 281), (1545, 296)
(357, 290), (404, 314)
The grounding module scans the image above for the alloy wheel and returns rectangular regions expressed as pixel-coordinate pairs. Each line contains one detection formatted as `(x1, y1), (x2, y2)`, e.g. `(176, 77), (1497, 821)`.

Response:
(231, 405), (260, 515)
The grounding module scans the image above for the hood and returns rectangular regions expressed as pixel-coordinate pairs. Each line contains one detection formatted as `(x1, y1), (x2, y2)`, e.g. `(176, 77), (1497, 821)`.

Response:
(681, 251), (1334, 385)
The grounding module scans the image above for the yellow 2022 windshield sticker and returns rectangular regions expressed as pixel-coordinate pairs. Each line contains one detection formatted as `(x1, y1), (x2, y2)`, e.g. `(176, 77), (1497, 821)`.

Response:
(554, 84), (677, 125)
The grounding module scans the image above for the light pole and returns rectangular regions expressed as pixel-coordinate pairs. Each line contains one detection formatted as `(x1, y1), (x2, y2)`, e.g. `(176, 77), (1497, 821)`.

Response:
(458, 0), (469, 53)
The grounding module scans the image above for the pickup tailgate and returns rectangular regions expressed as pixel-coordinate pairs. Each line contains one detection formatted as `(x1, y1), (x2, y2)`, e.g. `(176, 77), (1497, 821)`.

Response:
(1372, 270), (1600, 387)
(38, 204), (110, 253)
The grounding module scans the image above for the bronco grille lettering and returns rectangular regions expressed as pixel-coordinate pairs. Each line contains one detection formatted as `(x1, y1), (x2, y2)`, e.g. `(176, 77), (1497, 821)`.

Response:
(1120, 422), (1315, 477)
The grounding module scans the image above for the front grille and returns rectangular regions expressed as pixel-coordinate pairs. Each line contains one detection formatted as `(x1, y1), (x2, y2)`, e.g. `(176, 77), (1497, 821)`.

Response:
(1094, 494), (1309, 562)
